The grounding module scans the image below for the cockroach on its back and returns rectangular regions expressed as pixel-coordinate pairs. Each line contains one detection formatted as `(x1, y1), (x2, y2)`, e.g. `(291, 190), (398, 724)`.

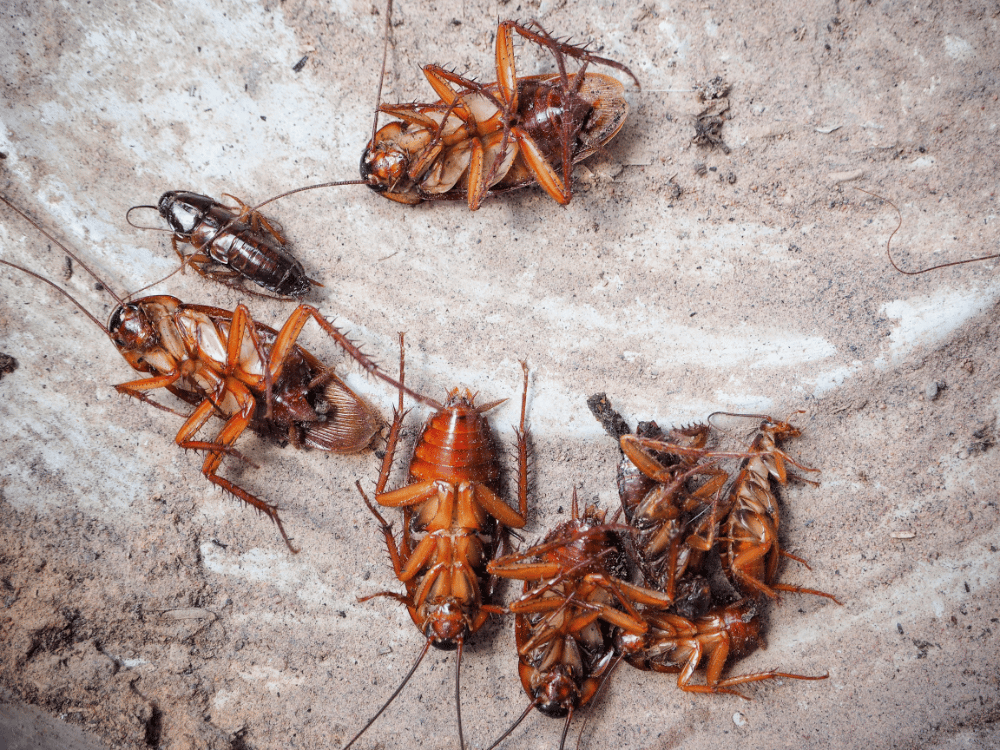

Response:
(127, 190), (316, 298)
(362, 18), (640, 210)
(616, 599), (829, 698)
(0, 192), (430, 552)
(484, 492), (673, 750)
(348, 349), (530, 750)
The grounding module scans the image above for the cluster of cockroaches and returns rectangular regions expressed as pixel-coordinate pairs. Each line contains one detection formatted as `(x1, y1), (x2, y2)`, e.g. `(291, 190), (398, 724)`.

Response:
(0, 3), (855, 749)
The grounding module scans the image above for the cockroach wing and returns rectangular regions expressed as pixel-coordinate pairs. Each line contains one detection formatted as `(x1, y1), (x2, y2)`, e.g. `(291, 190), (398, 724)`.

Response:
(303, 375), (380, 453)
(574, 74), (629, 160)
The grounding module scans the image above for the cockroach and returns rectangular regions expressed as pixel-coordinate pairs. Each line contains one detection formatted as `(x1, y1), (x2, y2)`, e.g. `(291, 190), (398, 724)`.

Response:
(126, 191), (317, 299)
(711, 413), (841, 604)
(347, 355), (531, 750)
(0, 193), (431, 552)
(361, 18), (640, 209)
(617, 421), (729, 608)
(484, 492), (674, 750)
(615, 599), (829, 698)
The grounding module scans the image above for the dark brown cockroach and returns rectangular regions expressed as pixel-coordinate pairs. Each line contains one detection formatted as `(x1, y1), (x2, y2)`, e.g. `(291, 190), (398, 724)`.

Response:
(127, 191), (316, 298)
(347, 356), (531, 750)
(617, 421), (729, 610)
(484, 492), (674, 750)
(615, 599), (828, 698)
(360, 18), (640, 209)
(712, 413), (841, 604)
(0, 193), (431, 552)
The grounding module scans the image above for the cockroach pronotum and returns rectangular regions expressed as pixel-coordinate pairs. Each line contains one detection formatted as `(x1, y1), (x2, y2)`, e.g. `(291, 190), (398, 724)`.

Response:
(484, 492), (674, 750)
(347, 354), (531, 750)
(126, 190), (317, 299)
(0, 193), (432, 552)
(615, 599), (829, 698)
(361, 18), (641, 210)
(711, 413), (841, 604)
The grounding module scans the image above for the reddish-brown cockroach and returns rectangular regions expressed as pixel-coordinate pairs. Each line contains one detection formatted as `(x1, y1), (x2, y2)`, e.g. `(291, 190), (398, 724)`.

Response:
(361, 18), (640, 209)
(711, 413), (841, 604)
(126, 191), (316, 298)
(615, 599), (829, 698)
(347, 355), (531, 750)
(0, 193), (432, 552)
(484, 492), (674, 750)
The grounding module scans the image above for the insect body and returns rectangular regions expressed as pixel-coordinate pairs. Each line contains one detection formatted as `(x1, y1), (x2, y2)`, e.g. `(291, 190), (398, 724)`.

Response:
(485, 493), (673, 750)
(617, 422), (728, 611)
(362, 20), (640, 209)
(616, 599), (829, 698)
(716, 415), (840, 604)
(348, 358), (531, 750)
(0, 193), (431, 552)
(133, 191), (315, 298)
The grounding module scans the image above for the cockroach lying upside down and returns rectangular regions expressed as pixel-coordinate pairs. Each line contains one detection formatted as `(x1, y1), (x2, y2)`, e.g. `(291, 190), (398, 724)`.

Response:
(362, 19), (639, 209)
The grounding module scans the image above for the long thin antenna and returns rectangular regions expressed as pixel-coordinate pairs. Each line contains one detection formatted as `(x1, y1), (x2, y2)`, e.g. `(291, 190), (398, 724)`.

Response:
(857, 188), (1000, 274)
(484, 702), (534, 750)
(455, 639), (466, 750)
(342, 639), (431, 750)
(1, 194), (126, 306)
(0, 258), (107, 332)
(372, 0), (395, 145)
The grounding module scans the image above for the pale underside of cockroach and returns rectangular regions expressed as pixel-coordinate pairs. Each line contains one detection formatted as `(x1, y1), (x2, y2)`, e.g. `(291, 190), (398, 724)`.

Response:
(361, 19), (638, 210)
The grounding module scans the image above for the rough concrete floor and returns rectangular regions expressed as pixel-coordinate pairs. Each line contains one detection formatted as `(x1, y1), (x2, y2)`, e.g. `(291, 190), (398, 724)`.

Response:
(1, 1), (998, 749)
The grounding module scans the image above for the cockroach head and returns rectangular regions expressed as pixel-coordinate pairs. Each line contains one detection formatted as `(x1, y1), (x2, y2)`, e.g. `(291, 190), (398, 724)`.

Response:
(158, 191), (211, 235)
(108, 303), (157, 352)
(423, 600), (470, 648)
(360, 142), (406, 193)
(531, 665), (580, 718)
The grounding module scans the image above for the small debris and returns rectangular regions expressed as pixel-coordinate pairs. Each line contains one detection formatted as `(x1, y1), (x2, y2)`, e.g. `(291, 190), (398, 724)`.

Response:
(694, 162), (708, 176)
(890, 530), (916, 539)
(160, 608), (214, 621)
(733, 711), (747, 727)
(896, 623), (904, 634)
(692, 97), (731, 153)
(815, 124), (842, 134)
(923, 381), (941, 401)
(377, 645), (393, 656)
(292, 55), (309, 72)
(695, 76), (731, 101)
(587, 393), (631, 441)
(0, 353), (17, 381)
(828, 169), (865, 184)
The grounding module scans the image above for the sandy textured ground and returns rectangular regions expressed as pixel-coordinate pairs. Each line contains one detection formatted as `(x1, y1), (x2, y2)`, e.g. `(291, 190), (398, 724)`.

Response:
(1, 1), (999, 749)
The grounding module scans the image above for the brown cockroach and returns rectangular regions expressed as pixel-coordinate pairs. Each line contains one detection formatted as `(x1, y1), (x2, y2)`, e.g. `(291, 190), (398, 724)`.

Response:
(361, 18), (640, 209)
(617, 421), (729, 610)
(347, 354), (531, 750)
(0, 193), (432, 552)
(484, 492), (674, 750)
(711, 413), (841, 604)
(615, 599), (828, 698)
(126, 191), (316, 299)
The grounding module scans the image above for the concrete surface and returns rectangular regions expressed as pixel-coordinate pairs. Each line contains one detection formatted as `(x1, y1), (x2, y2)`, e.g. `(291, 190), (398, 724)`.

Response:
(1, 1), (998, 749)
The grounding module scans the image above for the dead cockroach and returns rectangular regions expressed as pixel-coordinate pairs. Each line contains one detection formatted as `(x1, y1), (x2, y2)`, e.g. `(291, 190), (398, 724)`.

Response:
(347, 355), (531, 750)
(360, 17), (640, 209)
(0, 193), (431, 552)
(617, 421), (729, 608)
(711, 413), (841, 604)
(126, 191), (317, 298)
(484, 492), (674, 750)
(616, 599), (828, 698)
